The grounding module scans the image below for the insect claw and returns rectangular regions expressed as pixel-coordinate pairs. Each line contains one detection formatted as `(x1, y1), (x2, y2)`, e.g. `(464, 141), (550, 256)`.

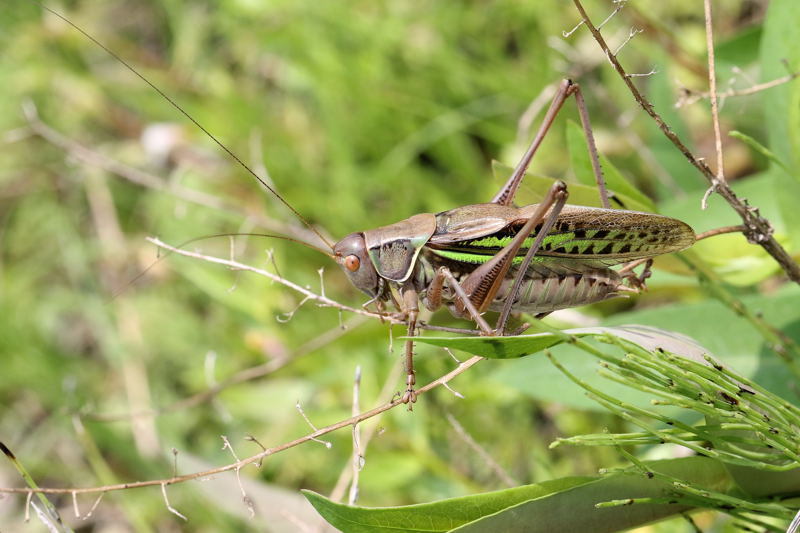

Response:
(391, 311), (408, 322)
(402, 389), (418, 410)
(509, 322), (531, 336)
(401, 373), (417, 410)
(620, 258), (653, 291)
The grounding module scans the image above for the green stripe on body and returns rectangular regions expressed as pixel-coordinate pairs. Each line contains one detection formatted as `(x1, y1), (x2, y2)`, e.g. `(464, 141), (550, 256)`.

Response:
(430, 248), (548, 265)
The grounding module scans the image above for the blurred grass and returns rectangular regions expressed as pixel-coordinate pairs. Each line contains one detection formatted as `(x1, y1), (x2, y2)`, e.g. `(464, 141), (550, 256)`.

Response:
(0, 0), (797, 531)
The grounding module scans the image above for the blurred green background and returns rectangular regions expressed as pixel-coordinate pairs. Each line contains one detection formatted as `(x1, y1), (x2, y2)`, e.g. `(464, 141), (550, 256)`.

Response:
(1, 0), (799, 531)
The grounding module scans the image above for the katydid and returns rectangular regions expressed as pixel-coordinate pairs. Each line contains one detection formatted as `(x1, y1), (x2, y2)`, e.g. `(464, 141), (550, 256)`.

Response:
(40, 10), (696, 409)
(331, 79), (693, 405)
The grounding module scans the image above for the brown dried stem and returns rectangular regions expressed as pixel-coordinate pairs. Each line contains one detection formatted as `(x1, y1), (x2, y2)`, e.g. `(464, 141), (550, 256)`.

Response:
(570, 0), (800, 284)
(0, 356), (482, 496)
(676, 71), (800, 108)
(146, 238), (385, 320)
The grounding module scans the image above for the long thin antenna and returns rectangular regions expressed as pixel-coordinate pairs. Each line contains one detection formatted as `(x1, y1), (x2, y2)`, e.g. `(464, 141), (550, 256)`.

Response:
(37, 3), (335, 251)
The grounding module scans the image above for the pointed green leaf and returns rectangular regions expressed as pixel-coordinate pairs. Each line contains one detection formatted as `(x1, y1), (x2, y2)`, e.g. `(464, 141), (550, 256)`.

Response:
(599, 155), (656, 212)
(566, 119), (595, 187)
(729, 130), (791, 174)
(1, 442), (71, 532)
(412, 325), (709, 361)
(304, 457), (768, 533)
(646, 60), (698, 195)
(760, 0), (800, 176)
(303, 477), (592, 533)
(490, 161), (654, 213)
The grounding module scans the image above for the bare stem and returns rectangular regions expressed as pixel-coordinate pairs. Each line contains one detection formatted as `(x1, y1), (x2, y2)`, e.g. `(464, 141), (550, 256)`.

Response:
(146, 237), (386, 320)
(676, 72), (800, 108)
(570, 0), (800, 284)
(0, 357), (483, 495)
(704, 0), (725, 185)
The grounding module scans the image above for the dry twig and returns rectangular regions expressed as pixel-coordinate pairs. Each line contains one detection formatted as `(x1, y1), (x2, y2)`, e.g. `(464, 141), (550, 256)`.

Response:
(0, 356), (482, 496)
(570, 0), (800, 284)
(676, 71), (800, 108)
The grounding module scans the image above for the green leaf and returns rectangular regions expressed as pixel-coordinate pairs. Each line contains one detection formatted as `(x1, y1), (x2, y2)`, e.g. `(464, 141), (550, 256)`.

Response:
(760, 0), (800, 176)
(646, 59), (698, 195)
(597, 155), (656, 212)
(490, 161), (654, 213)
(304, 477), (592, 533)
(412, 325), (717, 413)
(490, 286), (800, 410)
(452, 457), (735, 533)
(566, 119), (595, 187)
(304, 457), (752, 533)
(565, 121), (656, 212)
(412, 325), (708, 361)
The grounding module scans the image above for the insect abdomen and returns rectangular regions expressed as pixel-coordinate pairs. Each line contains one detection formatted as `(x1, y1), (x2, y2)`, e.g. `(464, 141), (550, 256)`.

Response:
(487, 262), (624, 314)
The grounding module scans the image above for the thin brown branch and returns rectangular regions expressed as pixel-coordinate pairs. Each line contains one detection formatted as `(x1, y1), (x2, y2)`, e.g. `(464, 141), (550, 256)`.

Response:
(146, 237), (384, 320)
(676, 71), (800, 108)
(0, 356), (483, 495)
(695, 225), (747, 241)
(570, 0), (800, 284)
(144, 237), (467, 337)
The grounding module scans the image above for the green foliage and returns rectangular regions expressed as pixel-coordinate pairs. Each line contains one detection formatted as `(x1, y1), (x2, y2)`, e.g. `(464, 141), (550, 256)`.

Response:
(306, 457), (796, 533)
(1, 0), (799, 531)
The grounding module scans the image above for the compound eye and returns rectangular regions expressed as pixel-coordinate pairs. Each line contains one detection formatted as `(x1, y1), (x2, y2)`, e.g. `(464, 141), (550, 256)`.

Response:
(344, 255), (360, 272)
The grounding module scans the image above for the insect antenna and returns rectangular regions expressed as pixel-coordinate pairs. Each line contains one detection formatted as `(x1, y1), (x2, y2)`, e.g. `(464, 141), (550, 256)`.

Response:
(37, 3), (335, 251)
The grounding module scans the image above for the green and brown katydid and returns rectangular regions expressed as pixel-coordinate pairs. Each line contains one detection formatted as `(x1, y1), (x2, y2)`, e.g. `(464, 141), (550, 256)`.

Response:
(42, 9), (695, 409)
(330, 79), (694, 405)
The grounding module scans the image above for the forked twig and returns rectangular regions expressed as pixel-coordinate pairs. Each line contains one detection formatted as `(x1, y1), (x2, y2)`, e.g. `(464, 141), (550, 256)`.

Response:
(569, 0), (800, 284)
(144, 237), (477, 337)
(676, 71), (800, 108)
(146, 237), (387, 321)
